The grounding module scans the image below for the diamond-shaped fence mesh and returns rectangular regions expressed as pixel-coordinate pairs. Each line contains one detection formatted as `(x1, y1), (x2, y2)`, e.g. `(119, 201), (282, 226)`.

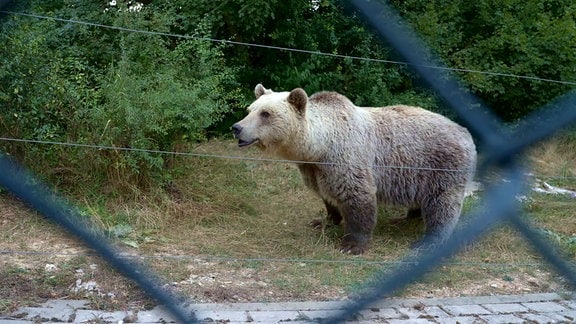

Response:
(1, 0), (576, 323)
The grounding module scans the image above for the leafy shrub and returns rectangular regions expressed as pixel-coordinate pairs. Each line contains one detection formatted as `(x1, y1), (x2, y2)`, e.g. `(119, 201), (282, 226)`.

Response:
(0, 0), (242, 192)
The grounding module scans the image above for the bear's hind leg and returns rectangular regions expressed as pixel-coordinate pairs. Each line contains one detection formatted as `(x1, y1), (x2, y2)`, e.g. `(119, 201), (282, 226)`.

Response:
(310, 200), (343, 229)
(413, 192), (463, 248)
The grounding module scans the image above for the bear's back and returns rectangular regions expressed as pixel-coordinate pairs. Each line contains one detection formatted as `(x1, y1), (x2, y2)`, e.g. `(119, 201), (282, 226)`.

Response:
(309, 91), (357, 113)
(306, 91), (474, 170)
(308, 91), (374, 125)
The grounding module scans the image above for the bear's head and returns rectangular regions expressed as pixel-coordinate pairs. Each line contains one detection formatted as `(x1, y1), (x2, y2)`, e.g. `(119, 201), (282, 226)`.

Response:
(232, 84), (308, 157)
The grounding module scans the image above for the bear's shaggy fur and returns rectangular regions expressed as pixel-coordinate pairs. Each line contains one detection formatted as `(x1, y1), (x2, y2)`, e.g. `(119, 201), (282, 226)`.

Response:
(232, 84), (476, 254)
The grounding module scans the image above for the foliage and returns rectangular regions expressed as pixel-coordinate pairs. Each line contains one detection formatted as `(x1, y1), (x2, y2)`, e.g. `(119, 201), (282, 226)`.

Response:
(90, 4), (241, 187)
(389, 0), (576, 121)
(0, 0), (241, 190)
(172, 0), (433, 109)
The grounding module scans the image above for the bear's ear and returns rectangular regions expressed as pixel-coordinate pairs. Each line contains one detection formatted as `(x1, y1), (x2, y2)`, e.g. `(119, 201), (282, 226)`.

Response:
(287, 88), (308, 116)
(254, 84), (270, 99)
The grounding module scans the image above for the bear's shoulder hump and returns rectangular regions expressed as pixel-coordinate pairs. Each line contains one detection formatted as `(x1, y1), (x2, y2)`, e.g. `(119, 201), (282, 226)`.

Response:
(309, 91), (353, 106)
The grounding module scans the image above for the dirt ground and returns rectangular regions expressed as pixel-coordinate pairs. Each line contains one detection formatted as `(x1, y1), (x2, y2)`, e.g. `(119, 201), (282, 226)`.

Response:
(0, 193), (568, 315)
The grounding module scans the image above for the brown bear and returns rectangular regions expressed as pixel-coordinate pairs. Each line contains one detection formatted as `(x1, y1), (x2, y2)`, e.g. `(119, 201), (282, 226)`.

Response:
(232, 84), (476, 254)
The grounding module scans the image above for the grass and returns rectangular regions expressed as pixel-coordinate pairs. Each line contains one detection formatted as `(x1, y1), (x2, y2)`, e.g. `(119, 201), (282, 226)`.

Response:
(1, 135), (576, 313)
(529, 132), (576, 179)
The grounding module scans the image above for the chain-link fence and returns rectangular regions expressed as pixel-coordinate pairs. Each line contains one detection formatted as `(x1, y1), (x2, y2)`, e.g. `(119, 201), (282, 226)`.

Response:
(1, 0), (576, 323)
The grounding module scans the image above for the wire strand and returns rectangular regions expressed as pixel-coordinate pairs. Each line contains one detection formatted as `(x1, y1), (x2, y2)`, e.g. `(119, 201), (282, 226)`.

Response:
(0, 136), (471, 173)
(1, 10), (576, 86)
(2, 136), (575, 180)
(0, 249), (548, 268)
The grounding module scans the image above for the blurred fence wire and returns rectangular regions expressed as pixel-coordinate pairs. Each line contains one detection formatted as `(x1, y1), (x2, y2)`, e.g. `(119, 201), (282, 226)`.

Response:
(1, 0), (576, 323)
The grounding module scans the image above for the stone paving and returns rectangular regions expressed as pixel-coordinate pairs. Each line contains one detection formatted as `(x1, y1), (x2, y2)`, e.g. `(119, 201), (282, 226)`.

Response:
(2, 292), (575, 323)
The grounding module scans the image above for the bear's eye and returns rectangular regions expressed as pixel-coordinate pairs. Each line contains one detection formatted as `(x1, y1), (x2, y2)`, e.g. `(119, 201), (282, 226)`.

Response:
(260, 111), (270, 118)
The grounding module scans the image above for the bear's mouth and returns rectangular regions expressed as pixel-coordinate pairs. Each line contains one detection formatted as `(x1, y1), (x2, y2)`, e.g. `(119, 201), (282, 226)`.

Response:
(238, 138), (258, 147)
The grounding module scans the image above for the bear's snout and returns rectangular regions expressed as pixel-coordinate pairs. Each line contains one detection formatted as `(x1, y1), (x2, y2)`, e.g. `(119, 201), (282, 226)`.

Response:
(232, 123), (257, 147)
(231, 123), (243, 138)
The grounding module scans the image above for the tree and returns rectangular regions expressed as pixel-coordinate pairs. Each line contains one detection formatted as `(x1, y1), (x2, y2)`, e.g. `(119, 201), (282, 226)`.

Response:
(169, 0), (434, 110)
(389, 0), (576, 121)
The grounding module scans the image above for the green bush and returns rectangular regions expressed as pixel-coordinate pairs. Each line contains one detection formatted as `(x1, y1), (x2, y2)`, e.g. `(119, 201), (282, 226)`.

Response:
(0, 0), (242, 192)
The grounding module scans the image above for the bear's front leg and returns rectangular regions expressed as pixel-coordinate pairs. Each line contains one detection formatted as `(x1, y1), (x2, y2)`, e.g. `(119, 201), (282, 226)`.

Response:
(339, 196), (377, 255)
(320, 167), (378, 254)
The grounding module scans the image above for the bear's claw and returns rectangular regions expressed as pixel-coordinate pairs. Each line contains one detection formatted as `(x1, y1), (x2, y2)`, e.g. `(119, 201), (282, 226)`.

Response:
(309, 218), (339, 230)
(339, 242), (367, 255)
(309, 219), (324, 229)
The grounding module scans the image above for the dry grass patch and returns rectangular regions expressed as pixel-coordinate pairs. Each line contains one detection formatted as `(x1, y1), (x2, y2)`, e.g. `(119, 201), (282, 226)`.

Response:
(529, 133), (576, 179)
